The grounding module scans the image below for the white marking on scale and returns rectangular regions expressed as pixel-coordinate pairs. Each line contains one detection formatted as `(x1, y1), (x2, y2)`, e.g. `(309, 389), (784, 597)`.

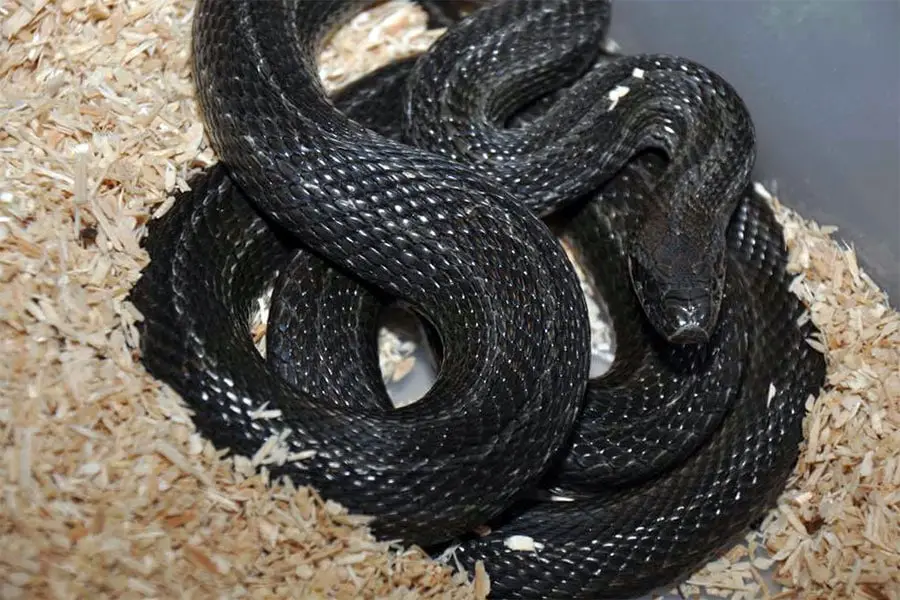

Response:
(504, 535), (545, 552)
(607, 85), (630, 110)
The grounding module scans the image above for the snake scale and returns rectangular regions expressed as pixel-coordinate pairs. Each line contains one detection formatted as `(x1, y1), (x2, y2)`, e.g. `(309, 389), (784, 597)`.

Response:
(129, 0), (827, 597)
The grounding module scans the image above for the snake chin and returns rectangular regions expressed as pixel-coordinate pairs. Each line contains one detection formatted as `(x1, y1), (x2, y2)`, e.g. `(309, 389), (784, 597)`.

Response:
(628, 251), (725, 345)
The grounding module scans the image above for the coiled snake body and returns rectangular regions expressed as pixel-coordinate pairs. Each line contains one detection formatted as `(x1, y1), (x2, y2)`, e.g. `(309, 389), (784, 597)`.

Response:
(131, 0), (827, 597)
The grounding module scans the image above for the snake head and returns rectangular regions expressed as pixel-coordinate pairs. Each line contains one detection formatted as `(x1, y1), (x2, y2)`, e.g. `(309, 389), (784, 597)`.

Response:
(628, 231), (726, 345)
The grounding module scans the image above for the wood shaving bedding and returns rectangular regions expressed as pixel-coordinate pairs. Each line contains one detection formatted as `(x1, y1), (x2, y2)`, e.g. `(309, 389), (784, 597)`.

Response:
(0, 1), (896, 599)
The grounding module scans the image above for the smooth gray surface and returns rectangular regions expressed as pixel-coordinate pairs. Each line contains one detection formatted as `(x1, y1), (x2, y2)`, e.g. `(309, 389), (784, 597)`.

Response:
(608, 0), (900, 302)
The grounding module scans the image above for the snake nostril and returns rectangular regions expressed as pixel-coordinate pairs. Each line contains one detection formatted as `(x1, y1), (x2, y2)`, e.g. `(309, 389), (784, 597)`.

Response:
(663, 290), (712, 343)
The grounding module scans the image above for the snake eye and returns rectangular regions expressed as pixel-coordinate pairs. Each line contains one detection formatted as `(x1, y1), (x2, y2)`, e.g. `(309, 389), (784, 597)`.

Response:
(627, 254), (665, 327)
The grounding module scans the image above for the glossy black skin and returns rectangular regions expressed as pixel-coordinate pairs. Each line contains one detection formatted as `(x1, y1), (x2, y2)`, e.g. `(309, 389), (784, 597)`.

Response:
(130, 1), (827, 597)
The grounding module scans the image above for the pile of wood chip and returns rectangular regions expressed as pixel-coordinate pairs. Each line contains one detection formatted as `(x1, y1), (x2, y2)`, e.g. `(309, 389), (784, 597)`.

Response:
(1, 1), (896, 599)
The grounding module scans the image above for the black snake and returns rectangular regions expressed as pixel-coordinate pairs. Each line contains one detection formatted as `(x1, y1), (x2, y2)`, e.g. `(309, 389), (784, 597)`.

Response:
(130, 0), (827, 597)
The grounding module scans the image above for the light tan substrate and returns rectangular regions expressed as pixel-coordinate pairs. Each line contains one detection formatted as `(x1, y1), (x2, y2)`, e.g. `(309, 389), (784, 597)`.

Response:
(1, 1), (897, 599)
